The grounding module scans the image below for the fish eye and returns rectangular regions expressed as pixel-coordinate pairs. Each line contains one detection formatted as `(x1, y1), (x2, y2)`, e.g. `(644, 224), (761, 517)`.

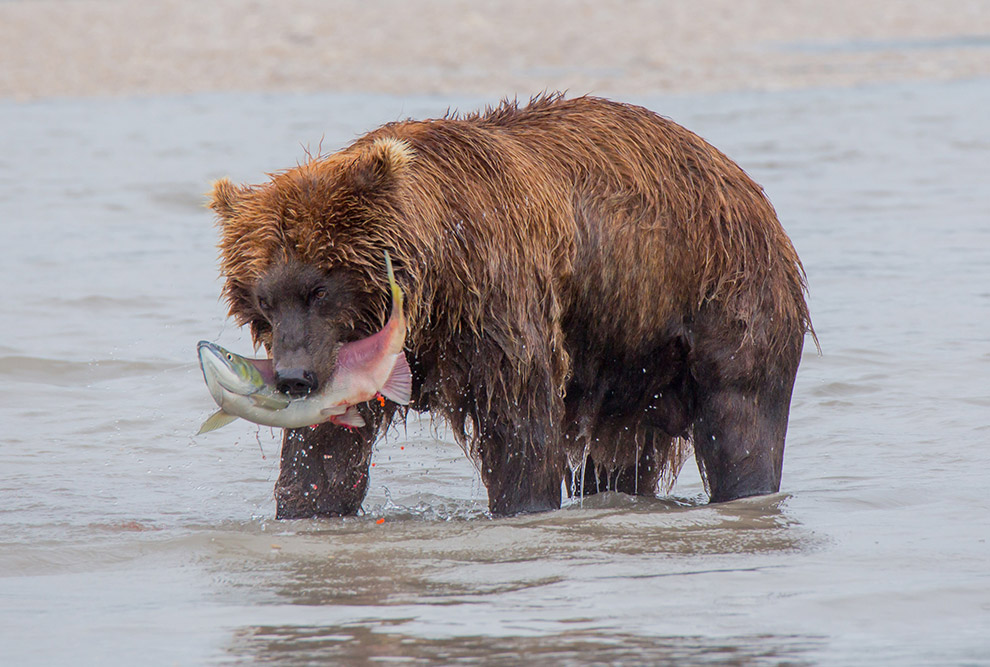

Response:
(226, 353), (233, 361)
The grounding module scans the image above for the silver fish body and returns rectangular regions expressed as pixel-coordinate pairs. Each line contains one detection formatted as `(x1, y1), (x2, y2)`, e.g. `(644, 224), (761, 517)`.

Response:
(198, 341), (347, 433)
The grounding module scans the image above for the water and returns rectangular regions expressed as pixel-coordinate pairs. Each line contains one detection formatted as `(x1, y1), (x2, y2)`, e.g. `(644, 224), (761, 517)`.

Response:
(2, 80), (989, 665)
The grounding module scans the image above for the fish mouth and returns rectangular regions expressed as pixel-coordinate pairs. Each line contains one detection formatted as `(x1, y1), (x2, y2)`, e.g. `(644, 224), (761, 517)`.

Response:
(197, 341), (226, 368)
(197, 341), (228, 404)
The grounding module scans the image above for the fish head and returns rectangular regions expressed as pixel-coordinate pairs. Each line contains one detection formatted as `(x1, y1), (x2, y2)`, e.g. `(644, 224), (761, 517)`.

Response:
(197, 341), (270, 401)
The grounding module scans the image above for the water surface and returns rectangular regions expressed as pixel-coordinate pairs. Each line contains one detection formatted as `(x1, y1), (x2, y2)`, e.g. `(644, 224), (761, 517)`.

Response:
(1, 81), (988, 664)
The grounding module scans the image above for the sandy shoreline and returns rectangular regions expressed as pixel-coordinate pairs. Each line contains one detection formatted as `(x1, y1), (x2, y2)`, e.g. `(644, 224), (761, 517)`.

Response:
(1, 0), (989, 101)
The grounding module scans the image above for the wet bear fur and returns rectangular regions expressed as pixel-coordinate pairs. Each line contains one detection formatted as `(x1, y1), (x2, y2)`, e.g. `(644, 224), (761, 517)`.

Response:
(209, 94), (813, 518)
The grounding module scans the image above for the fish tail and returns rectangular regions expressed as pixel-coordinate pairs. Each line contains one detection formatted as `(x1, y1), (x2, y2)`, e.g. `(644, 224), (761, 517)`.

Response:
(384, 249), (403, 315)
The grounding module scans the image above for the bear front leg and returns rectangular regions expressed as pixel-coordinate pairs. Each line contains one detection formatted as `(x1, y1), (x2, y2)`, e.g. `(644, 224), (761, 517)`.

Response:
(274, 413), (379, 519)
(692, 379), (795, 503)
(476, 412), (566, 516)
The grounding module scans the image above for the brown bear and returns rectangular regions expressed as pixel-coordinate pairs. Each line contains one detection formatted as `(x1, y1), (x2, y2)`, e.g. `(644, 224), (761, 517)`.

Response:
(209, 93), (813, 519)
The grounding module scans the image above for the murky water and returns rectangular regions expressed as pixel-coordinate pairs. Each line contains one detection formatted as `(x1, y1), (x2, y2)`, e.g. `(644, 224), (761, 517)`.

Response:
(2, 80), (989, 665)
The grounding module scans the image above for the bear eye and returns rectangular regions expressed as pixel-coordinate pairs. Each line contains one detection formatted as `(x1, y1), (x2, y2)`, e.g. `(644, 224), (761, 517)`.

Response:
(257, 297), (271, 313)
(311, 287), (328, 303)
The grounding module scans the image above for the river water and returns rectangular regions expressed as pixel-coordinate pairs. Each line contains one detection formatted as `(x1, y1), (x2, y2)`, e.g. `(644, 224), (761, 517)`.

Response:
(1, 80), (988, 665)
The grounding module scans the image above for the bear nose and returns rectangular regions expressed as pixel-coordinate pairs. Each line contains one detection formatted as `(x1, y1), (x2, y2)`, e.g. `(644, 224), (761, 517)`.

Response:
(276, 369), (317, 397)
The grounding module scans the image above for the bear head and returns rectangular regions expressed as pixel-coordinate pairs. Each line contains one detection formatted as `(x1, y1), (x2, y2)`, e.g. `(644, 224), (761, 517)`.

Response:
(209, 136), (415, 396)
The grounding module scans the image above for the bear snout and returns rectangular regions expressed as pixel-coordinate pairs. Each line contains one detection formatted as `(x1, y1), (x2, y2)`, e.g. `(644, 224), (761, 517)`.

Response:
(275, 368), (317, 397)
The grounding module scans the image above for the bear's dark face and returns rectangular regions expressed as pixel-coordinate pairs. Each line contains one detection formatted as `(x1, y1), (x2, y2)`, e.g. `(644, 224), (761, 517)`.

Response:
(252, 259), (366, 397)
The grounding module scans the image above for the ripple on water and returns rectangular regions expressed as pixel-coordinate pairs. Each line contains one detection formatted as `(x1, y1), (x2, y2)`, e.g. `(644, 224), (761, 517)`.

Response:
(0, 355), (183, 386)
(226, 624), (827, 665)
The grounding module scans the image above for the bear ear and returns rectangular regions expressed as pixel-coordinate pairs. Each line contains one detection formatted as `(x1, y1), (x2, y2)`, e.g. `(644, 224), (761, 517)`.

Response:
(208, 178), (249, 217)
(348, 137), (414, 192)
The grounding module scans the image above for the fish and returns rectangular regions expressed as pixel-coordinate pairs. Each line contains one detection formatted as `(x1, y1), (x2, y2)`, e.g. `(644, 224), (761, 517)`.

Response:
(196, 341), (289, 433)
(197, 250), (411, 434)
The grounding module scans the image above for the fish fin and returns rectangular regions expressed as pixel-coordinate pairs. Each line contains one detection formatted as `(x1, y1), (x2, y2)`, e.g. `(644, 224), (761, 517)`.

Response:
(319, 405), (345, 418)
(197, 409), (239, 434)
(379, 353), (412, 405)
(249, 392), (291, 410)
(331, 406), (366, 429)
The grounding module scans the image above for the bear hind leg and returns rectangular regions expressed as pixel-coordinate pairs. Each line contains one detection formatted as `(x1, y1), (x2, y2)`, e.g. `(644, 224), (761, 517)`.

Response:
(565, 454), (606, 497)
(612, 433), (670, 497)
(565, 433), (675, 498)
(692, 376), (796, 503)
